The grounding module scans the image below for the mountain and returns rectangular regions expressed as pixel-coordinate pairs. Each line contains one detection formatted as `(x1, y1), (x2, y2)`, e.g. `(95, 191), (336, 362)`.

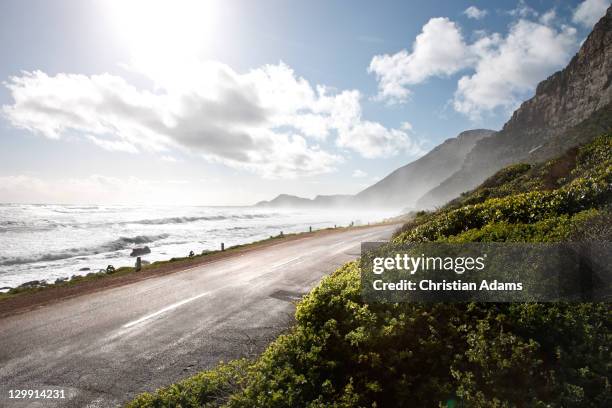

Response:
(255, 194), (312, 208)
(353, 129), (494, 210)
(254, 130), (493, 210)
(310, 194), (354, 207)
(417, 6), (612, 209)
(255, 193), (352, 208)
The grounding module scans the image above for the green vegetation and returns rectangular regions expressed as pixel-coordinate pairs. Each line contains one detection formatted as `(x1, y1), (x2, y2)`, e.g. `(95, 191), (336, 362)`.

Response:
(130, 360), (251, 408)
(128, 135), (611, 408)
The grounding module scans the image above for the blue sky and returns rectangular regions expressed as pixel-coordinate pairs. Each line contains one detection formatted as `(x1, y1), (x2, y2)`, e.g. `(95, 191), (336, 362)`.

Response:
(0, 0), (609, 205)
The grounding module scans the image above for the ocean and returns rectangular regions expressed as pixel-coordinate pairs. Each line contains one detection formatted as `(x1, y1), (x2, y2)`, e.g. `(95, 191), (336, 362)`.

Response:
(0, 204), (393, 288)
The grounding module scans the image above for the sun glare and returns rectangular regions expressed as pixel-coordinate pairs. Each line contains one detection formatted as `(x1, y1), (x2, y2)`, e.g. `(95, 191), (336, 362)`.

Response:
(107, 0), (217, 85)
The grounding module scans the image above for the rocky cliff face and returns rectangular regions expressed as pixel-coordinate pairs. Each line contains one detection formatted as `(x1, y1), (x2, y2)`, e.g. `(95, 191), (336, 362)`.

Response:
(353, 129), (494, 210)
(417, 6), (612, 209)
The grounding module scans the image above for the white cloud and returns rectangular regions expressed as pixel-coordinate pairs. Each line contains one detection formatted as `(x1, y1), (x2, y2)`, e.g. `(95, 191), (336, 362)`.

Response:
(336, 120), (424, 159)
(453, 20), (577, 119)
(369, 14), (578, 116)
(508, 0), (539, 18)
(368, 17), (472, 104)
(539, 9), (557, 25)
(464, 6), (487, 20)
(86, 135), (139, 153)
(400, 121), (413, 132)
(572, 0), (610, 28)
(352, 169), (367, 178)
(3, 61), (420, 178)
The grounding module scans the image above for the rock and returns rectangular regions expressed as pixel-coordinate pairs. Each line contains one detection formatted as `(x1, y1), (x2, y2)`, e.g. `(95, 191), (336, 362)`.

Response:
(54, 277), (68, 284)
(130, 246), (151, 257)
(0, 286), (12, 291)
(79, 267), (90, 271)
(19, 280), (47, 289)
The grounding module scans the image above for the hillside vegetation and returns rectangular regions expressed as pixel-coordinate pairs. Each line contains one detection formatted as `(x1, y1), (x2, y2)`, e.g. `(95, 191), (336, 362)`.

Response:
(129, 134), (611, 408)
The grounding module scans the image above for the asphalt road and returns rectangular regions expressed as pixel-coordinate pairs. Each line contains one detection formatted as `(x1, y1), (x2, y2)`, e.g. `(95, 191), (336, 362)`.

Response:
(0, 224), (397, 407)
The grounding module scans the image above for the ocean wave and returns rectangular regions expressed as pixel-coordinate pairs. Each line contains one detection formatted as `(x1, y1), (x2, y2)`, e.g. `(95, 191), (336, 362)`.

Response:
(129, 216), (226, 225)
(0, 233), (170, 266)
(50, 206), (120, 214)
(0, 220), (72, 233)
(0, 220), (24, 227)
(1, 221), (47, 232)
(127, 213), (277, 225)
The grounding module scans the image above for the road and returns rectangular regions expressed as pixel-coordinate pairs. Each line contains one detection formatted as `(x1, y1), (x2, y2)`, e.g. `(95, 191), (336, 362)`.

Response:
(0, 224), (397, 407)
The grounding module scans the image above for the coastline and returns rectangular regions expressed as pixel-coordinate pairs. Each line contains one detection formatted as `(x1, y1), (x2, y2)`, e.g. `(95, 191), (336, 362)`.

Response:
(0, 222), (397, 318)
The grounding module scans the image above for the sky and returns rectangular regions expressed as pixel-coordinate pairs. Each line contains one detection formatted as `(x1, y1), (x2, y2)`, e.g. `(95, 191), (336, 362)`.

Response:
(0, 0), (609, 205)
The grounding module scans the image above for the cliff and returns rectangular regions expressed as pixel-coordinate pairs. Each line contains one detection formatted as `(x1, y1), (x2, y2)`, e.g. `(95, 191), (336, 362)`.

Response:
(417, 6), (612, 208)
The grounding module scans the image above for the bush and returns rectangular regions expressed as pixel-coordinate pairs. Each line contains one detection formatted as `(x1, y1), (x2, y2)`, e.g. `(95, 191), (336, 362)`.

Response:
(396, 169), (611, 243)
(127, 360), (249, 408)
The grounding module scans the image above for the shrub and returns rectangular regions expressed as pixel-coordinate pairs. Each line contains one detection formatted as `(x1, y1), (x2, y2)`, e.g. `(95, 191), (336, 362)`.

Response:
(127, 360), (249, 408)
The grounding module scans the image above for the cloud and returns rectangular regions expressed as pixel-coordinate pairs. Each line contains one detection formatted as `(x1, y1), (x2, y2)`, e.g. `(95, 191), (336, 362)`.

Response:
(86, 135), (139, 153)
(336, 120), (424, 158)
(3, 62), (420, 178)
(400, 121), (413, 131)
(453, 20), (577, 119)
(508, 1), (539, 18)
(369, 11), (579, 118)
(352, 169), (367, 178)
(464, 6), (487, 20)
(572, 0), (610, 28)
(368, 17), (472, 104)
(539, 9), (557, 25)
